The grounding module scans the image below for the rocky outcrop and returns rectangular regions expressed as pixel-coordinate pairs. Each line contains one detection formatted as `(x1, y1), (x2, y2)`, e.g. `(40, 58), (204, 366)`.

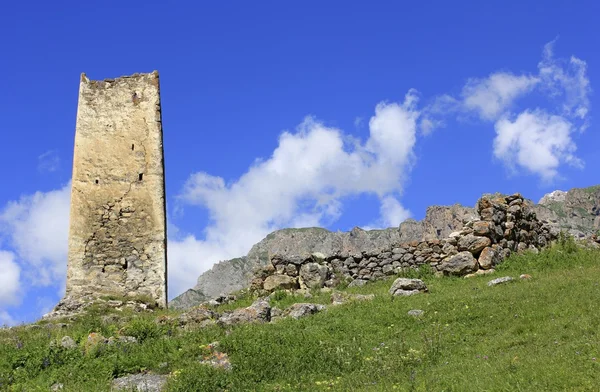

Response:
(171, 185), (600, 310)
(170, 205), (476, 309)
(250, 193), (556, 293)
(534, 185), (600, 239)
(171, 227), (403, 308)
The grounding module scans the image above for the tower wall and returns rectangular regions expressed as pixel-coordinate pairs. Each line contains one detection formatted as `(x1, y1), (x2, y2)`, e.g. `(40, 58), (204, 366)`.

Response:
(66, 72), (167, 307)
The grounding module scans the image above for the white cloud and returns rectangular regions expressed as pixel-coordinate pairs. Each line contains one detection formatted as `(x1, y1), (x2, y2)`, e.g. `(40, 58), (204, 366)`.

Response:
(461, 73), (539, 120)
(0, 184), (70, 287)
(0, 251), (21, 306)
(173, 92), (420, 297)
(379, 196), (411, 227)
(362, 195), (412, 230)
(538, 40), (591, 121)
(493, 110), (581, 181)
(37, 150), (60, 173)
(424, 39), (590, 181)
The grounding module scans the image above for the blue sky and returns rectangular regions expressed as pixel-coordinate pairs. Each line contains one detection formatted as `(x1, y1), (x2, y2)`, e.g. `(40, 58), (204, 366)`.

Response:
(0, 1), (597, 325)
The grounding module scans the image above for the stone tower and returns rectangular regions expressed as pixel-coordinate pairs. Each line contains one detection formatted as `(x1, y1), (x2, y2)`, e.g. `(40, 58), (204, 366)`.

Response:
(66, 72), (167, 308)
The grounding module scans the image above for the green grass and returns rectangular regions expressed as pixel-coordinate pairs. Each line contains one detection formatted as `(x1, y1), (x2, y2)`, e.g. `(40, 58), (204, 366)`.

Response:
(582, 185), (600, 194)
(2, 241), (600, 391)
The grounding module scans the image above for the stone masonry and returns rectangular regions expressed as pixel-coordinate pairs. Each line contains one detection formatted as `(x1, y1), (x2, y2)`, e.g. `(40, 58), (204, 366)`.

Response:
(252, 193), (557, 293)
(63, 72), (167, 309)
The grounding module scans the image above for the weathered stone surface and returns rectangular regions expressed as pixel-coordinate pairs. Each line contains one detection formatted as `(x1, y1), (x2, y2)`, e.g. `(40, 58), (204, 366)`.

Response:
(439, 251), (478, 276)
(60, 336), (76, 349)
(177, 306), (217, 327)
(263, 275), (298, 292)
(478, 247), (499, 269)
(299, 263), (328, 289)
(535, 185), (600, 239)
(458, 235), (491, 254)
(389, 278), (428, 296)
(392, 289), (422, 297)
(408, 309), (424, 317)
(63, 72), (167, 309)
(472, 221), (492, 236)
(414, 204), (478, 241)
(111, 374), (167, 392)
(218, 299), (271, 326)
(488, 276), (514, 286)
(283, 303), (326, 319)
(168, 289), (208, 310)
(348, 279), (368, 288)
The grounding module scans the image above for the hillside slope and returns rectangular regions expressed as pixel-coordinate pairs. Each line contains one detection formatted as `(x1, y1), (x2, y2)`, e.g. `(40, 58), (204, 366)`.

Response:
(3, 241), (600, 391)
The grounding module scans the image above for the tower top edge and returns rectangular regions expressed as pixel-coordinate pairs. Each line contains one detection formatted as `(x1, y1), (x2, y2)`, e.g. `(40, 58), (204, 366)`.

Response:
(80, 71), (159, 85)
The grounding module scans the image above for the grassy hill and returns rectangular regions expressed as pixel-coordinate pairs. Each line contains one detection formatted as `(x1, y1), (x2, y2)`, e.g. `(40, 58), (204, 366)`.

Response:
(2, 237), (599, 391)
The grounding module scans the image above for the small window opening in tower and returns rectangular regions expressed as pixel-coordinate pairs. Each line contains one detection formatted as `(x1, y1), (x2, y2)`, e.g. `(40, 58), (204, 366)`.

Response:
(139, 173), (143, 181)
(95, 179), (99, 184)
(132, 144), (135, 151)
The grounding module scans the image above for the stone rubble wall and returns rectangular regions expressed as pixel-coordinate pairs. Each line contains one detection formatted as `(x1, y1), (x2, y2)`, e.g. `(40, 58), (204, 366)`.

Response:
(251, 193), (557, 292)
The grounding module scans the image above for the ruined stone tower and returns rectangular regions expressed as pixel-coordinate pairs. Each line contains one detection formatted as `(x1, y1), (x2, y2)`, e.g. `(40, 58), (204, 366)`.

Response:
(66, 71), (167, 308)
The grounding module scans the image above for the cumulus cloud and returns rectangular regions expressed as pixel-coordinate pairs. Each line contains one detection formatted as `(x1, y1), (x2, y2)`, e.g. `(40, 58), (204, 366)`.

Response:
(0, 184), (70, 287)
(461, 73), (539, 120)
(173, 91), (420, 296)
(494, 110), (581, 181)
(0, 251), (21, 306)
(424, 40), (590, 181)
(538, 39), (591, 121)
(362, 195), (412, 230)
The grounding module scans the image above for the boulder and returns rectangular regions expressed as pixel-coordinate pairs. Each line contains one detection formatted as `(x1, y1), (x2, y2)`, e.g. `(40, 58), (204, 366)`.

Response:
(407, 309), (424, 317)
(263, 274), (298, 292)
(478, 247), (499, 270)
(283, 303), (326, 319)
(458, 234), (492, 254)
(348, 279), (369, 287)
(389, 278), (428, 296)
(439, 251), (478, 276)
(60, 336), (76, 349)
(299, 263), (328, 289)
(488, 276), (514, 286)
(111, 374), (167, 392)
(472, 221), (492, 236)
(218, 299), (271, 326)
(177, 306), (217, 327)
